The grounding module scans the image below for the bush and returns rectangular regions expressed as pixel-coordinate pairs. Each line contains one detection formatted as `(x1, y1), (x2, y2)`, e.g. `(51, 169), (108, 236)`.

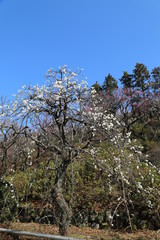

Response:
(0, 180), (18, 222)
(6, 161), (56, 202)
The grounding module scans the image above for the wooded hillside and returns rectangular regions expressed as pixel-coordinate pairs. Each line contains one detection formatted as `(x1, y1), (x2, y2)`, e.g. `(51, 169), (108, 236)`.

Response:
(0, 64), (159, 236)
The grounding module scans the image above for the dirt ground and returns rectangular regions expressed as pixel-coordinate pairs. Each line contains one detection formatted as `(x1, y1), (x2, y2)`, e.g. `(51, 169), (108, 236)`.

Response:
(0, 222), (160, 240)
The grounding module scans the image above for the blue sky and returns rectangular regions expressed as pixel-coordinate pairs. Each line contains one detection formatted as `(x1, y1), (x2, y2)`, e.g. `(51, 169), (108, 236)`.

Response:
(0, 0), (160, 98)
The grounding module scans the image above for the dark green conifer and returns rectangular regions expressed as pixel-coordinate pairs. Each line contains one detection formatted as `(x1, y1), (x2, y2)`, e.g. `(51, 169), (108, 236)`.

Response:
(91, 81), (102, 93)
(151, 66), (160, 93)
(133, 63), (150, 91)
(102, 74), (118, 92)
(120, 71), (133, 89)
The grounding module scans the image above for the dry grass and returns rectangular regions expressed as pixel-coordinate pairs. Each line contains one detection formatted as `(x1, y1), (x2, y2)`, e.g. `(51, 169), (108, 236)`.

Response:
(0, 222), (160, 240)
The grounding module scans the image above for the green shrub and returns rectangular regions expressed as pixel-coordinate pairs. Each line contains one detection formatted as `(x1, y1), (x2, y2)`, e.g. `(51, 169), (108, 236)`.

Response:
(0, 180), (18, 222)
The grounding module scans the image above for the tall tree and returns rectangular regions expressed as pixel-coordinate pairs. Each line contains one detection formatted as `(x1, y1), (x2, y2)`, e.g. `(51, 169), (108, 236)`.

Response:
(133, 63), (150, 91)
(120, 71), (133, 89)
(102, 74), (118, 92)
(91, 81), (102, 93)
(11, 66), (93, 235)
(151, 66), (160, 93)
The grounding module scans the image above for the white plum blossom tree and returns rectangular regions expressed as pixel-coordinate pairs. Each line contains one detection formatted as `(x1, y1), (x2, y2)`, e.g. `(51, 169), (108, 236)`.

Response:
(11, 66), (93, 235)
(0, 97), (21, 176)
(88, 89), (160, 229)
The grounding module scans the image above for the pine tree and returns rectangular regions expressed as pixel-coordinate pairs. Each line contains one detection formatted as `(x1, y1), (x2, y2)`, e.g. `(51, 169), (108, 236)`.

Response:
(91, 81), (102, 93)
(102, 74), (118, 92)
(120, 71), (133, 89)
(133, 63), (150, 91)
(151, 67), (160, 93)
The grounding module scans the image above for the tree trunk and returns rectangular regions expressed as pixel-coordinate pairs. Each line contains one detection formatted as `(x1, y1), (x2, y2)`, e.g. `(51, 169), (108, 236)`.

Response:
(52, 163), (72, 236)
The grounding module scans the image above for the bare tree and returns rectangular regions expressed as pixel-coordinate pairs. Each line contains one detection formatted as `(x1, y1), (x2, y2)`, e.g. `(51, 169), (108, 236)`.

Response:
(0, 97), (20, 176)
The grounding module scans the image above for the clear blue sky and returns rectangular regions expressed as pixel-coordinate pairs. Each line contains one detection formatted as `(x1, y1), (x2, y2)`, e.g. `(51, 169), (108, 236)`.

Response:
(0, 0), (160, 98)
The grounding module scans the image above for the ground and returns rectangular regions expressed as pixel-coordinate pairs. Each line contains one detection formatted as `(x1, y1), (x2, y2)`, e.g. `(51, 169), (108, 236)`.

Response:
(0, 222), (160, 240)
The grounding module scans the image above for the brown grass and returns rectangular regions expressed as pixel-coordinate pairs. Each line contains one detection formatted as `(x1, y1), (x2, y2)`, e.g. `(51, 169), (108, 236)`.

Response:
(0, 222), (160, 240)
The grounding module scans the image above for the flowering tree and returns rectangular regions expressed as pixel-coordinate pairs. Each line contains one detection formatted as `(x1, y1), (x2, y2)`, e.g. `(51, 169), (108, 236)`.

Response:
(0, 95), (35, 176)
(88, 88), (160, 230)
(0, 97), (19, 175)
(91, 86), (160, 146)
(11, 66), (93, 235)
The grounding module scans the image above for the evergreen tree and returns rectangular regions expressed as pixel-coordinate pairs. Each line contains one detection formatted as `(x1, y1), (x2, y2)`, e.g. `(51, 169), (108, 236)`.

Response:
(120, 71), (133, 89)
(102, 74), (118, 92)
(133, 63), (150, 91)
(91, 81), (102, 93)
(151, 67), (160, 93)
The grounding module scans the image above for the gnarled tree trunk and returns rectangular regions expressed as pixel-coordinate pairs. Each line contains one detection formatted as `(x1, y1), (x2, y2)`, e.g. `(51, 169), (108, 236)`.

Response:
(52, 162), (72, 236)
